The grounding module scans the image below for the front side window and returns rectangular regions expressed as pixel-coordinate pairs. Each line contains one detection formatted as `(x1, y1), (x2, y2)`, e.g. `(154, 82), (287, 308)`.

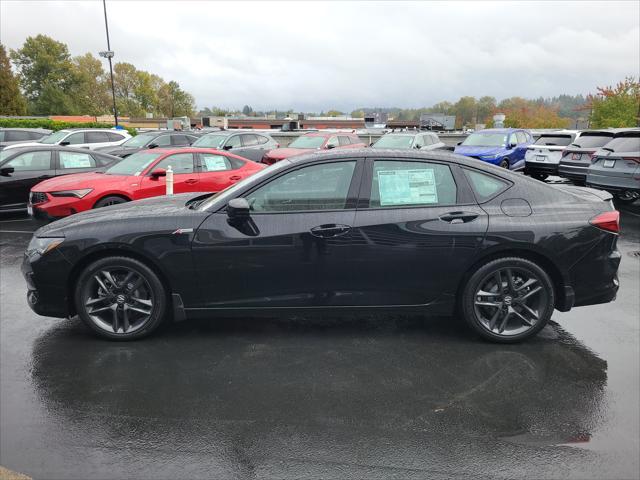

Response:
(338, 136), (351, 146)
(326, 136), (339, 148)
(154, 153), (194, 174)
(200, 153), (232, 172)
(65, 132), (85, 145)
(5, 151), (52, 171)
(370, 160), (457, 207)
(516, 132), (528, 144)
(58, 151), (96, 169)
(463, 168), (509, 202)
(248, 161), (356, 212)
(224, 135), (242, 148)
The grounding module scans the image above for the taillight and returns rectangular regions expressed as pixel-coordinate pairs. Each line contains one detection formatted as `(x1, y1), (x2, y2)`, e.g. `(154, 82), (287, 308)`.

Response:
(621, 156), (640, 164)
(590, 211), (620, 233)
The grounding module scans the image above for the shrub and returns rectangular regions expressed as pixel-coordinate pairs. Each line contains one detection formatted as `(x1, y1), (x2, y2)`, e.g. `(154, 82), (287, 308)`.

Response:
(0, 118), (137, 136)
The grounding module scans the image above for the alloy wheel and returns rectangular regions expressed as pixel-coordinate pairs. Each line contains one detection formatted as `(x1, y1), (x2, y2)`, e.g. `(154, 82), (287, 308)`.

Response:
(473, 267), (547, 337)
(83, 267), (155, 334)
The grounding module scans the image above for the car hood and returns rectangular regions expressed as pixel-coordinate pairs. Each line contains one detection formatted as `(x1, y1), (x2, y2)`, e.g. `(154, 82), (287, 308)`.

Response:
(454, 145), (505, 156)
(34, 192), (211, 237)
(32, 172), (130, 192)
(266, 147), (316, 159)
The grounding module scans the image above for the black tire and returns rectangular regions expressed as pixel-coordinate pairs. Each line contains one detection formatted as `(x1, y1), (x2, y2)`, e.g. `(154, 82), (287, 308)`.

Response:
(94, 195), (128, 209)
(74, 256), (168, 340)
(499, 159), (509, 169)
(531, 173), (548, 181)
(460, 257), (555, 343)
(614, 191), (639, 205)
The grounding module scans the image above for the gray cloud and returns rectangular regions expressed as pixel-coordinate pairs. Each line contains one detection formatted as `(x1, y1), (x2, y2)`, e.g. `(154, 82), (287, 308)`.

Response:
(1, 0), (638, 111)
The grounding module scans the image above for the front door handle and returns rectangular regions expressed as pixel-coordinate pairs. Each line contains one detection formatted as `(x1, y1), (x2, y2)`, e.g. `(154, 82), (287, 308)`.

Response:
(310, 224), (352, 238)
(185, 178), (198, 184)
(229, 175), (242, 181)
(439, 211), (479, 224)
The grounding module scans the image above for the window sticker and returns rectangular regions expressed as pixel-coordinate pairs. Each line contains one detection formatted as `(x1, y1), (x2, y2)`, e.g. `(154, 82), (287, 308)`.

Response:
(60, 153), (92, 168)
(377, 169), (438, 206)
(203, 155), (228, 171)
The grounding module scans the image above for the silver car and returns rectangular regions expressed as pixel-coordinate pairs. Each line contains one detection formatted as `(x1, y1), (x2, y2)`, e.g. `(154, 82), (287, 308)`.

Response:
(524, 130), (580, 180)
(371, 131), (446, 150)
(192, 131), (279, 162)
(557, 129), (617, 185)
(586, 129), (640, 205)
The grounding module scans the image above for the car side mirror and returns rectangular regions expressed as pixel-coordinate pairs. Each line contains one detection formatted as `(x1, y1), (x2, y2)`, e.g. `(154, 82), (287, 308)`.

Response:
(150, 168), (166, 179)
(415, 145), (421, 149)
(0, 166), (15, 176)
(148, 143), (158, 149)
(457, 141), (462, 146)
(59, 141), (70, 146)
(223, 144), (233, 150)
(326, 144), (336, 149)
(227, 198), (250, 220)
(509, 143), (517, 149)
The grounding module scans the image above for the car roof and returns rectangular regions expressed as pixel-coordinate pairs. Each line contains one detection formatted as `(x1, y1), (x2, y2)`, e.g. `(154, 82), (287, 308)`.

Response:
(302, 132), (357, 137)
(473, 128), (523, 133)
(0, 127), (52, 133)
(59, 128), (128, 133)
(0, 145), (121, 157)
(383, 131), (427, 136)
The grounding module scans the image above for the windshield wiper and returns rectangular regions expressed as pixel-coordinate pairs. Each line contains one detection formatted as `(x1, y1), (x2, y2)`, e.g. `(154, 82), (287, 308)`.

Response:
(569, 143), (581, 147)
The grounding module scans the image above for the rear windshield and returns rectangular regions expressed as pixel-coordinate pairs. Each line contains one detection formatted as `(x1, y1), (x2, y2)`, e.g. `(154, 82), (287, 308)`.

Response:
(534, 135), (572, 146)
(602, 135), (640, 153)
(571, 133), (614, 149)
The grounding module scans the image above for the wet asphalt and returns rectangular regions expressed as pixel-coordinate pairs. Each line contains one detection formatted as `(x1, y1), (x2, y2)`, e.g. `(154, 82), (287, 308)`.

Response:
(0, 204), (639, 480)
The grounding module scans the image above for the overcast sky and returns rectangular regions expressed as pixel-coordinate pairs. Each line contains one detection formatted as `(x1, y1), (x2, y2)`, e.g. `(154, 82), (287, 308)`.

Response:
(1, 1), (638, 112)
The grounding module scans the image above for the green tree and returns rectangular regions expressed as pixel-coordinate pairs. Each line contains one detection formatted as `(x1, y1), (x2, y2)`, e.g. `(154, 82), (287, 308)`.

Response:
(242, 105), (253, 115)
(111, 62), (143, 117)
(351, 110), (364, 118)
(454, 96), (477, 128)
(71, 53), (110, 115)
(476, 96), (496, 124)
(589, 77), (640, 128)
(0, 44), (27, 115)
(10, 35), (77, 114)
(158, 81), (195, 118)
(326, 110), (344, 117)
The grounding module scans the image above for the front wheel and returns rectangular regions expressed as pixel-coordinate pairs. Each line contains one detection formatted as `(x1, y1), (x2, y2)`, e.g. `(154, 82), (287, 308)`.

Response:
(499, 159), (509, 169)
(74, 256), (167, 340)
(94, 196), (128, 209)
(460, 257), (555, 343)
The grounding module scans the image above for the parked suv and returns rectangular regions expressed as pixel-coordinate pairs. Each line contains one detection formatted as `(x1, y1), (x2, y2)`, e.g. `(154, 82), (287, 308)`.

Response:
(192, 131), (278, 162)
(557, 129), (617, 185)
(2, 128), (130, 151)
(586, 129), (640, 204)
(454, 128), (533, 170)
(96, 131), (200, 158)
(371, 131), (446, 150)
(524, 130), (580, 180)
(262, 132), (366, 164)
(0, 128), (52, 149)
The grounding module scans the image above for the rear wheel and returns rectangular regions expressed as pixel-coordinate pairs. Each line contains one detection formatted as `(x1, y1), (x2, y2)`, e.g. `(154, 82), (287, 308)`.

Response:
(460, 257), (555, 343)
(614, 191), (639, 205)
(74, 256), (167, 340)
(531, 173), (548, 181)
(94, 196), (128, 209)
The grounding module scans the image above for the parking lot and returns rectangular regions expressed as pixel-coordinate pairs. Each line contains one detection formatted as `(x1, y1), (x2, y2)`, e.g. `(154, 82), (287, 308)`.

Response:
(0, 202), (638, 479)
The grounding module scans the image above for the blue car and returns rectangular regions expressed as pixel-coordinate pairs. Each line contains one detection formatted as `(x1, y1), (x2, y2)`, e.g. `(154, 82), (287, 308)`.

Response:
(454, 128), (534, 170)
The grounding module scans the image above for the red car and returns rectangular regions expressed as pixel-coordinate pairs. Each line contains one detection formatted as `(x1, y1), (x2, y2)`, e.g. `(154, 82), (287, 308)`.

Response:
(29, 148), (264, 220)
(262, 132), (366, 164)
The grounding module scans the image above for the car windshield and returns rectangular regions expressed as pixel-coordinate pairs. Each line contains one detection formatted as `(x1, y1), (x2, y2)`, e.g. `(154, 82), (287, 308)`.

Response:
(461, 133), (507, 147)
(288, 136), (326, 149)
(602, 135), (640, 153)
(122, 134), (155, 148)
(372, 135), (414, 149)
(104, 151), (163, 175)
(192, 134), (229, 148)
(534, 135), (573, 146)
(571, 134), (614, 148)
(38, 130), (69, 145)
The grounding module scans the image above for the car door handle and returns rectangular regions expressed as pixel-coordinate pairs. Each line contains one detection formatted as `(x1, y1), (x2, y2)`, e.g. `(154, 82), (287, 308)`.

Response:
(439, 211), (479, 224)
(310, 224), (352, 238)
(229, 175), (242, 181)
(185, 178), (198, 184)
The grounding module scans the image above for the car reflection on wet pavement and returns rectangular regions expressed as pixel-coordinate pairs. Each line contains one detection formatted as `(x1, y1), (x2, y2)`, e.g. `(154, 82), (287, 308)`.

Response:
(1, 205), (639, 479)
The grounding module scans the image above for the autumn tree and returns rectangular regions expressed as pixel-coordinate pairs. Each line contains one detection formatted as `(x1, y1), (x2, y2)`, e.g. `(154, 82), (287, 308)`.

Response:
(158, 81), (195, 118)
(453, 96), (477, 128)
(72, 53), (110, 115)
(589, 77), (640, 128)
(0, 44), (26, 115)
(498, 97), (570, 128)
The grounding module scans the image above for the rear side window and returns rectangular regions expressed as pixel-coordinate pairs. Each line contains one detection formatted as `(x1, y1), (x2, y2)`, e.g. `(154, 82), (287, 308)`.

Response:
(5, 131), (34, 141)
(58, 151), (96, 169)
(153, 135), (172, 147)
(107, 132), (125, 142)
(170, 135), (192, 146)
(200, 153), (232, 172)
(86, 131), (110, 143)
(255, 135), (269, 145)
(5, 151), (52, 171)
(370, 160), (457, 207)
(154, 153), (194, 174)
(338, 136), (351, 146)
(516, 132), (528, 144)
(241, 134), (259, 147)
(463, 168), (509, 202)
(65, 132), (85, 145)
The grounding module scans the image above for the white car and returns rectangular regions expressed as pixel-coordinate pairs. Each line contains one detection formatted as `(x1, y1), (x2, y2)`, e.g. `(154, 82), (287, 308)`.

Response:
(2, 128), (131, 152)
(371, 131), (447, 150)
(524, 130), (580, 180)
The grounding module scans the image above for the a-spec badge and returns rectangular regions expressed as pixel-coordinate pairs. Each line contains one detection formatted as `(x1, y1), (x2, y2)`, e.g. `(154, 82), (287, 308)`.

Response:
(172, 228), (194, 235)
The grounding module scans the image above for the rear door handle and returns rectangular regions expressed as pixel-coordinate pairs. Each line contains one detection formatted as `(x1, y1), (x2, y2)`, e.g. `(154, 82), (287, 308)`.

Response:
(185, 178), (198, 184)
(439, 211), (479, 224)
(229, 175), (242, 181)
(310, 224), (352, 238)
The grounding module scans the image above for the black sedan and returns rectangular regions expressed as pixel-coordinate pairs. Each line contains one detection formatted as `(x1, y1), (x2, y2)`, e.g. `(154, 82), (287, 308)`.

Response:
(0, 146), (121, 214)
(95, 131), (200, 158)
(23, 149), (621, 342)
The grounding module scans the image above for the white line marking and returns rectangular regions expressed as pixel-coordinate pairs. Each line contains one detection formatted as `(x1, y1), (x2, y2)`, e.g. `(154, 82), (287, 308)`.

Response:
(0, 230), (35, 234)
(0, 218), (33, 223)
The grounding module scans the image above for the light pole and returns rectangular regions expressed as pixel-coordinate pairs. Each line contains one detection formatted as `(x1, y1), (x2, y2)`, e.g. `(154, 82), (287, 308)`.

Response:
(99, 0), (118, 126)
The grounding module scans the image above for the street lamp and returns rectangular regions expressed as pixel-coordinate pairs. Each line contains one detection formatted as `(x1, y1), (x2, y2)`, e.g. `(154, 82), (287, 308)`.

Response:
(100, 0), (118, 127)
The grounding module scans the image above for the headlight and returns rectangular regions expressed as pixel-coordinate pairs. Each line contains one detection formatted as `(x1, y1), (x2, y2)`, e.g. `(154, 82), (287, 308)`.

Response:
(50, 188), (93, 198)
(481, 154), (500, 159)
(26, 236), (64, 259)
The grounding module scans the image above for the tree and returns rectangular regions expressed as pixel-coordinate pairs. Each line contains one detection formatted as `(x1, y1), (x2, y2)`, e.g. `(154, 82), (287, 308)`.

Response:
(10, 35), (77, 114)
(71, 53), (110, 116)
(476, 96), (496, 124)
(111, 62), (143, 117)
(326, 110), (344, 117)
(453, 96), (477, 128)
(242, 105), (253, 115)
(498, 97), (570, 128)
(589, 77), (640, 128)
(351, 110), (364, 118)
(0, 44), (26, 115)
(158, 81), (195, 118)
